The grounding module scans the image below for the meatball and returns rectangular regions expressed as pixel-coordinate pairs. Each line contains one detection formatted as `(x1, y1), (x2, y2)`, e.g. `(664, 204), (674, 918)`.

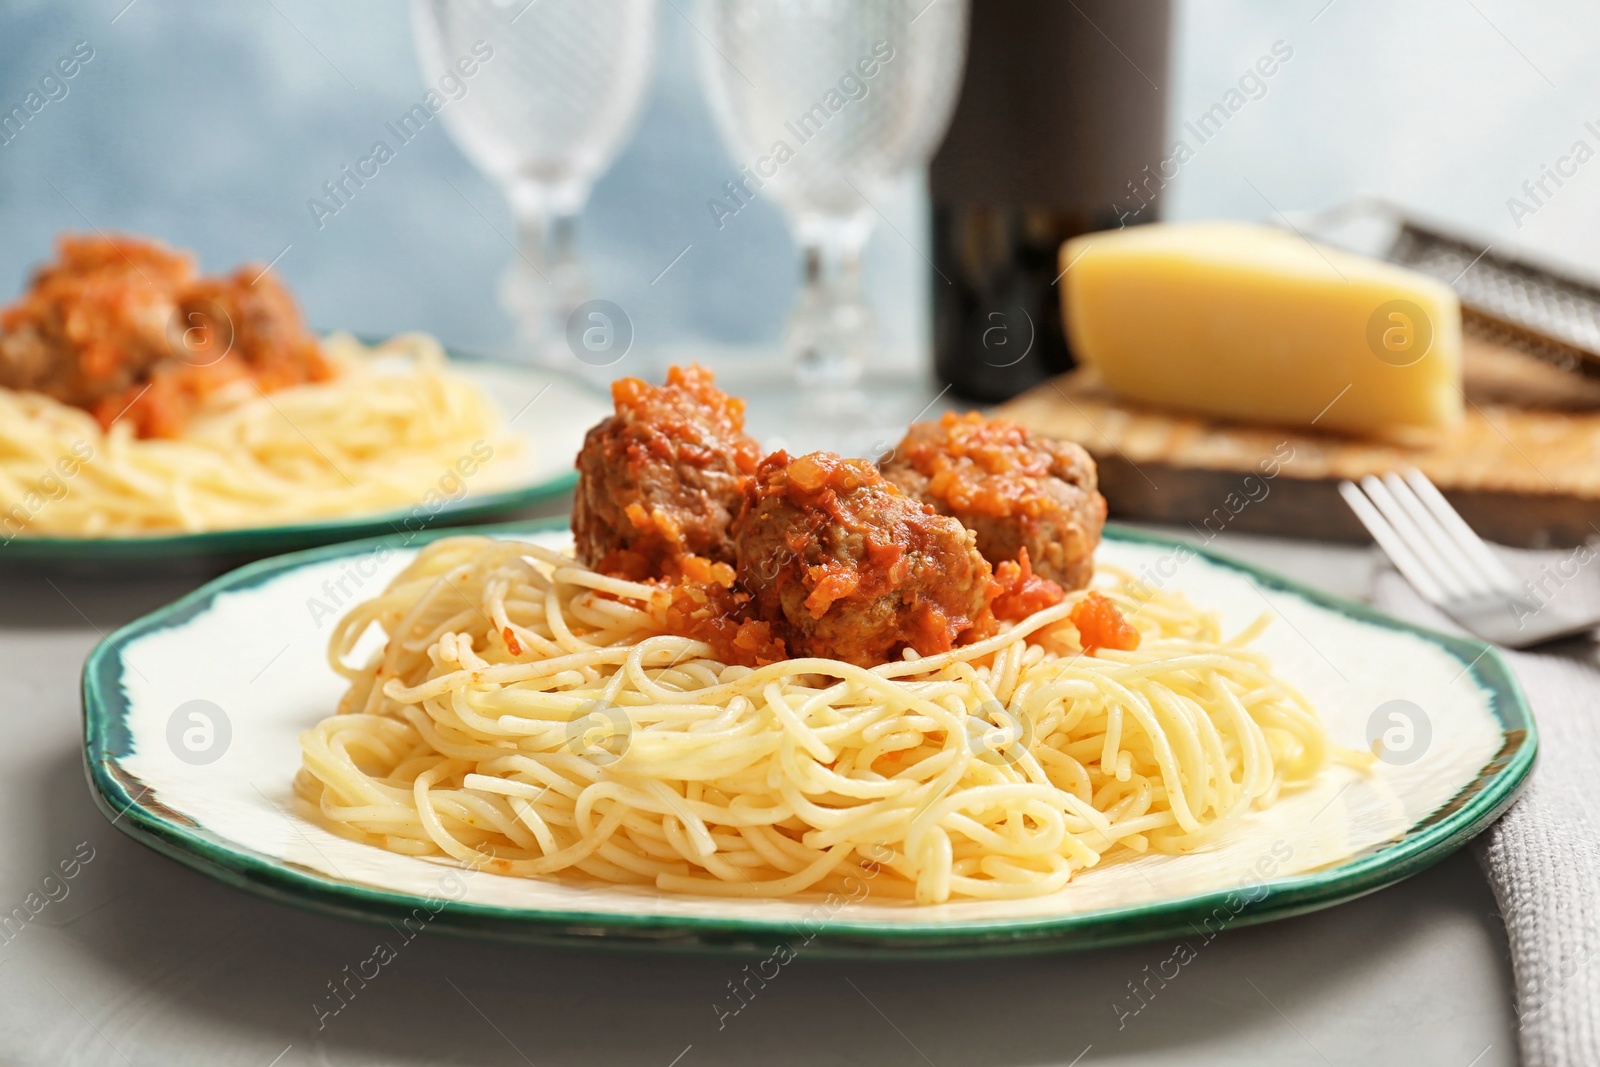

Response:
(732, 450), (996, 668)
(880, 411), (1106, 590)
(572, 364), (762, 578)
(0, 235), (193, 414)
(0, 234), (330, 438)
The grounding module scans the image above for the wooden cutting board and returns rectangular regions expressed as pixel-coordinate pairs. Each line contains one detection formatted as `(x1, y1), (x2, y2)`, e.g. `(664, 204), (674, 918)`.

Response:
(997, 333), (1600, 548)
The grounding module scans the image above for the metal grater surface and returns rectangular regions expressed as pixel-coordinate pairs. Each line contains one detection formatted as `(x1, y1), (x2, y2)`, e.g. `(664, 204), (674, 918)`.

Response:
(1388, 221), (1600, 374)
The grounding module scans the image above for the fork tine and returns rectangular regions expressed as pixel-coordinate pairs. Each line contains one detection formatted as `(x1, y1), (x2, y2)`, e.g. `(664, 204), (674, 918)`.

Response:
(1401, 468), (1521, 592)
(1357, 474), (1471, 601)
(1338, 480), (1450, 604)
(1378, 472), (1500, 599)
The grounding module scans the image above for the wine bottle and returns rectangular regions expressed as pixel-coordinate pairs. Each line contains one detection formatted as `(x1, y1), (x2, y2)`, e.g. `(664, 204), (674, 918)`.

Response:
(930, 0), (1173, 402)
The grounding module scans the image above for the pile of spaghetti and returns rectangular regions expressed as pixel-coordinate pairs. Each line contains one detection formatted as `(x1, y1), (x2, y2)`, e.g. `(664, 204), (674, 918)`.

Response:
(296, 535), (1342, 903)
(0, 333), (517, 536)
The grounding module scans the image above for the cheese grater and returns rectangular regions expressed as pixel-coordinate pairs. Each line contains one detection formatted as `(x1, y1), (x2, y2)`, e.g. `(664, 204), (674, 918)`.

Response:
(1385, 219), (1600, 379)
(1287, 199), (1600, 381)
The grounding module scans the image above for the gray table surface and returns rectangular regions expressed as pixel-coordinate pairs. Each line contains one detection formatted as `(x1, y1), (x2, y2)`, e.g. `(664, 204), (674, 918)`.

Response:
(0, 511), (1519, 1067)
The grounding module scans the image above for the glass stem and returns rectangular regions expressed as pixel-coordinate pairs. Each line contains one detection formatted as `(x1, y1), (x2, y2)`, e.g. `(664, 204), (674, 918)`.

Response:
(500, 200), (587, 367)
(789, 230), (872, 393)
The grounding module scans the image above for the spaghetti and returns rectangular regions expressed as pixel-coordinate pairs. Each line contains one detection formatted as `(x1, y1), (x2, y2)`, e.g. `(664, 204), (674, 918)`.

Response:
(296, 534), (1348, 903)
(0, 333), (519, 537)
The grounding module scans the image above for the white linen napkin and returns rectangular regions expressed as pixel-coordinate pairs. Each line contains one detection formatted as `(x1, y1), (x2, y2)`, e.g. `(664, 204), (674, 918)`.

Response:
(1372, 562), (1600, 1067)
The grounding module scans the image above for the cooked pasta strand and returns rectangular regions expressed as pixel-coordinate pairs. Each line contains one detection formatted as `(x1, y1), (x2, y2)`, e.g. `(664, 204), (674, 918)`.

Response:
(0, 333), (519, 536)
(296, 536), (1348, 903)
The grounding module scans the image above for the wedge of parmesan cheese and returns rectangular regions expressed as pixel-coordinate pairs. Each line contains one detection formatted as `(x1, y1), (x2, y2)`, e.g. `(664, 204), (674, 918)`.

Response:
(1060, 221), (1463, 434)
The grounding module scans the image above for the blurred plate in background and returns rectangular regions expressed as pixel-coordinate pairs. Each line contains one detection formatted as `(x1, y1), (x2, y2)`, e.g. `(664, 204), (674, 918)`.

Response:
(0, 352), (609, 573)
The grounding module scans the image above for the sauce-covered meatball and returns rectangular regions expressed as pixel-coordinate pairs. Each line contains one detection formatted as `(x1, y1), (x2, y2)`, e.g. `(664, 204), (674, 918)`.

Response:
(732, 450), (996, 667)
(0, 234), (330, 438)
(880, 412), (1106, 590)
(572, 364), (761, 578)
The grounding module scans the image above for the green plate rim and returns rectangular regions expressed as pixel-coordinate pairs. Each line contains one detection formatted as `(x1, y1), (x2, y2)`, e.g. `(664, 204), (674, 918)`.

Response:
(81, 520), (1538, 956)
(2, 349), (601, 563)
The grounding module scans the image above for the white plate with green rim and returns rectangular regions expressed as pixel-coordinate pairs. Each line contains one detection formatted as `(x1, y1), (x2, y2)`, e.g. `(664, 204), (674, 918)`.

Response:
(82, 520), (1536, 956)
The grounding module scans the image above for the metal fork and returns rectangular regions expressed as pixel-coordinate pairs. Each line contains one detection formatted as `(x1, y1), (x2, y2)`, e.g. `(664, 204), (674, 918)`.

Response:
(1338, 469), (1600, 648)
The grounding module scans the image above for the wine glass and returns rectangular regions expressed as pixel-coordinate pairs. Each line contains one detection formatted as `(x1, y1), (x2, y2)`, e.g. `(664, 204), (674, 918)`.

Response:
(694, 0), (968, 408)
(412, 0), (659, 370)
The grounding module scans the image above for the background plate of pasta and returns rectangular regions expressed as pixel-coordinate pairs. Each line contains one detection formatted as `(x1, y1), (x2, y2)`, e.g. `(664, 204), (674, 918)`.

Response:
(0, 234), (611, 566)
(82, 520), (1534, 954)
